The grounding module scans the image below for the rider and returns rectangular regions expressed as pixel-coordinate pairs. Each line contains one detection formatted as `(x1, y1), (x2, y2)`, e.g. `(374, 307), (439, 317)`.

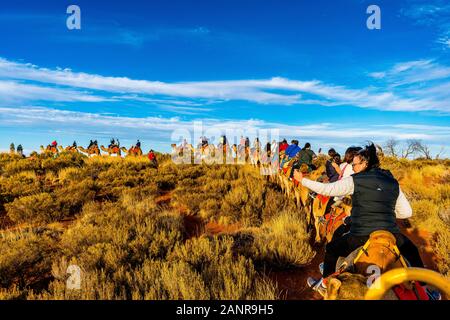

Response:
(339, 146), (362, 179)
(239, 135), (246, 147)
(109, 138), (116, 148)
(221, 135), (228, 146)
(296, 142), (317, 170)
(285, 140), (300, 159)
(148, 149), (156, 161)
(136, 140), (141, 148)
(72, 141), (77, 148)
(294, 143), (424, 295)
(325, 148), (340, 182)
(253, 137), (261, 151)
(279, 139), (289, 153)
(17, 144), (24, 156)
(51, 140), (57, 148)
(88, 140), (94, 148)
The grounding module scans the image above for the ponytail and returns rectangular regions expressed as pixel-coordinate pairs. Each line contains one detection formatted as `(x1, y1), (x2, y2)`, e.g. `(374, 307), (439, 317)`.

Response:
(357, 142), (380, 170)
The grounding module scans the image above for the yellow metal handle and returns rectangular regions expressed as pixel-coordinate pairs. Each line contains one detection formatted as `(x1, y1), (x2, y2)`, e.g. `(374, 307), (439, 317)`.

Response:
(365, 267), (450, 300)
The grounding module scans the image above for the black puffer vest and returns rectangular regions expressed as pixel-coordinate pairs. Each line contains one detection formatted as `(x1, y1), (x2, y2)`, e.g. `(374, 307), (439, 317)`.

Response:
(350, 168), (400, 236)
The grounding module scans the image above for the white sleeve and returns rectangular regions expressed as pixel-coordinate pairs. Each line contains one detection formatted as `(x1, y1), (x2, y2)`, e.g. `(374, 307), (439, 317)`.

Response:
(301, 176), (354, 197)
(395, 188), (412, 219)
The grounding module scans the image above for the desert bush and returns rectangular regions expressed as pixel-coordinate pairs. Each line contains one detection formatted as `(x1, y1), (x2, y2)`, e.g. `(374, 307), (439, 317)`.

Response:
(58, 167), (86, 183)
(1, 158), (40, 176)
(432, 229), (450, 277)
(41, 152), (85, 173)
(5, 193), (60, 224)
(0, 171), (41, 204)
(168, 236), (278, 299)
(251, 211), (315, 267)
(0, 231), (57, 289)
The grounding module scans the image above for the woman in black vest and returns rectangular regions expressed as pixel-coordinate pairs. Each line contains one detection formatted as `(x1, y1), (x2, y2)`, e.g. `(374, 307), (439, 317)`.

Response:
(294, 143), (423, 294)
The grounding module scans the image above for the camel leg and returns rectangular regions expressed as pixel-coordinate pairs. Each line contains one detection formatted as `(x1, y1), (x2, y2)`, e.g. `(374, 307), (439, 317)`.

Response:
(314, 215), (322, 243)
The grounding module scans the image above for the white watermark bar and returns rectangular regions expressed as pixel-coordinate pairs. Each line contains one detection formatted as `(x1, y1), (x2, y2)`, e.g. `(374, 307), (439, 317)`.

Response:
(170, 121), (279, 175)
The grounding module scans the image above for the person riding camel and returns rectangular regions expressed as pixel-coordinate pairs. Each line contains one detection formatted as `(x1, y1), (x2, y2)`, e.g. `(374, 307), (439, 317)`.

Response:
(297, 142), (317, 171)
(293, 143), (424, 296)
(244, 137), (250, 148)
(17, 144), (23, 156)
(279, 139), (289, 153)
(148, 149), (156, 161)
(51, 140), (57, 147)
(338, 146), (362, 180)
(72, 141), (77, 148)
(326, 148), (340, 182)
(239, 135), (246, 147)
(285, 139), (300, 159)
(253, 137), (261, 152)
(136, 140), (141, 148)
(201, 136), (208, 148)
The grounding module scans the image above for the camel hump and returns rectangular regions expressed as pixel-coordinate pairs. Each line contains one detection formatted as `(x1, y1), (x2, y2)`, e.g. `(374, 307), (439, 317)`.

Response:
(354, 230), (400, 274)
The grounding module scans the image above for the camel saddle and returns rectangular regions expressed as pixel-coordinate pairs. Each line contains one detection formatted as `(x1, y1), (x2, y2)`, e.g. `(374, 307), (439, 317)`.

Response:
(353, 230), (406, 274)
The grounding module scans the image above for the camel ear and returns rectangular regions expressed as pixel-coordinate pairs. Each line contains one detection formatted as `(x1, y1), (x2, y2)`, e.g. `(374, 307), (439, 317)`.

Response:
(326, 278), (342, 300)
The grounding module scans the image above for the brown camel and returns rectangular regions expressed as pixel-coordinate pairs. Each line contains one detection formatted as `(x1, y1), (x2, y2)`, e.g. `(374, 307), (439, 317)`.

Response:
(58, 145), (78, 153)
(78, 145), (100, 156)
(101, 145), (121, 156)
(324, 231), (415, 300)
(121, 146), (143, 156)
(40, 145), (58, 154)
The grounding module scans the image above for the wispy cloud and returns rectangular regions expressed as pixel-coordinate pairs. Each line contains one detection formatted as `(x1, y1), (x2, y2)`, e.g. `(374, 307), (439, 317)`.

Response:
(369, 60), (450, 85)
(0, 80), (111, 103)
(400, 1), (450, 49)
(367, 59), (450, 113)
(1, 106), (448, 146)
(1, 57), (450, 113)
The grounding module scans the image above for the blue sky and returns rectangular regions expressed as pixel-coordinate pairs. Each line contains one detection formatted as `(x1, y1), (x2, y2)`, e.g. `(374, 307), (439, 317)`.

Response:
(0, 0), (449, 155)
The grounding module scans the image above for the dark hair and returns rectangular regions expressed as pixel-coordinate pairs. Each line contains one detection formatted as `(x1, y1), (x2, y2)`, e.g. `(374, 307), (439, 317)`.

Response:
(333, 153), (341, 164)
(282, 139), (287, 143)
(356, 142), (379, 170)
(303, 142), (311, 150)
(291, 140), (299, 146)
(328, 148), (336, 157)
(344, 146), (363, 164)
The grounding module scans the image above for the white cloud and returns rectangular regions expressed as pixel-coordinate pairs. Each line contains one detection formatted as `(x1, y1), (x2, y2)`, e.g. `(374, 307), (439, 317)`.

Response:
(0, 80), (111, 103)
(1, 106), (447, 147)
(0, 57), (449, 113)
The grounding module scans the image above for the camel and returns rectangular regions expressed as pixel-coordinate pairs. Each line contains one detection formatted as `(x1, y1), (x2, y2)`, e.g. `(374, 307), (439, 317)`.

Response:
(235, 145), (249, 164)
(40, 145), (58, 154)
(249, 147), (261, 166)
(101, 145), (121, 156)
(322, 230), (443, 300)
(316, 200), (352, 243)
(121, 145), (143, 156)
(78, 145), (100, 156)
(58, 145), (78, 153)
(171, 143), (194, 156)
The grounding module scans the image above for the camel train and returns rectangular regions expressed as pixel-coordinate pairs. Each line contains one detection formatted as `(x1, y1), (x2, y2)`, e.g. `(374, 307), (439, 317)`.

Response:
(39, 140), (145, 158)
(260, 142), (449, 300)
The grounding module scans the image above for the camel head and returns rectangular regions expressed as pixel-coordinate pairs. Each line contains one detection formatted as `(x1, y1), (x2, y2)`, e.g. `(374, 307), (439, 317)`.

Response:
(325, 273), (369, 300)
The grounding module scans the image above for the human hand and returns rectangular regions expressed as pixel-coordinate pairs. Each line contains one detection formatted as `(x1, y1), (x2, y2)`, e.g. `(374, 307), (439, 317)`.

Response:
(293, 169), (303, 181)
